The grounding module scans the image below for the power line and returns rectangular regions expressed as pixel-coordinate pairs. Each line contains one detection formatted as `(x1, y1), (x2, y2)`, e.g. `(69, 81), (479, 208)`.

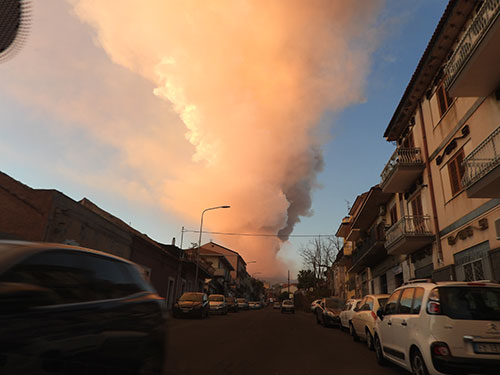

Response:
(182, 229), (334, 238)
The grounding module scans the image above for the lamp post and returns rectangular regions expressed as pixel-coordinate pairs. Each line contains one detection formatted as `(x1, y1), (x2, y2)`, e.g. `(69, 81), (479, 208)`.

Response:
(194, 205), (230, 291)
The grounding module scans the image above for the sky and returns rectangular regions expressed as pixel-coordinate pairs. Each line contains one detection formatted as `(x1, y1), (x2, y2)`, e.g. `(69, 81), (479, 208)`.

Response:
(0, 0), (448, 282)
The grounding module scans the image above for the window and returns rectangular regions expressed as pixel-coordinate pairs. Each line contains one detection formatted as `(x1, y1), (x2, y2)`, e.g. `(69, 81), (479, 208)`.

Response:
(395, 272), (404, 288)
(410, 194), (423, 217)
(390, 205), (398, 227)
(398, 288), (414, 314)
(1, 250), (146, 305)
(380, 274), (388, 294)
(437, 83), (452, 117)
(448, 149), (465, 196)
(411, 288), (424, 314)
(384, 290), (402, 315)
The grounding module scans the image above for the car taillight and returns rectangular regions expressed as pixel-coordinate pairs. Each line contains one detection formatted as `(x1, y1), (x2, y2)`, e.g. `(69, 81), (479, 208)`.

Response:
(427, 301), (441, 314)
(432, 342), (450, 357)
(371, 311), (377, 321)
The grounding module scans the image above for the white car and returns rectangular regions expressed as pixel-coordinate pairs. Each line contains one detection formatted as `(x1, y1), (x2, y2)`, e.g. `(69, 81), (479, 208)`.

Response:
(351, 294), (389, 349)
(208, 294), (227, 315)
(310, 299), (322, 312)
(374, 280), (500, 375)
(340, 298), (361, 330)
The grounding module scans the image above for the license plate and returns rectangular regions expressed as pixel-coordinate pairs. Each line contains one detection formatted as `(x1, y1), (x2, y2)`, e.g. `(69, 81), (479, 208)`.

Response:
(473, 342), (500, 354)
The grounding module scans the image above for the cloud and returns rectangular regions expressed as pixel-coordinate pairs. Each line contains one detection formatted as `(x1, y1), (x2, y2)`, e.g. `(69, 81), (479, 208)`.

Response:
(1, 0), (383, 278)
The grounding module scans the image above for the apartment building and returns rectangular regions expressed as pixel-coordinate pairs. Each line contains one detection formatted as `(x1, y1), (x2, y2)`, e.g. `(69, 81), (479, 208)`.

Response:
(333, 0), (500, 297)
(382, 0), (500, 282)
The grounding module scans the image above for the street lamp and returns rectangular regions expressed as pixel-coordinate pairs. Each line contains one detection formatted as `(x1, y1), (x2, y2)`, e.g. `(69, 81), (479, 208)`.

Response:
(194, 205), (230, 291)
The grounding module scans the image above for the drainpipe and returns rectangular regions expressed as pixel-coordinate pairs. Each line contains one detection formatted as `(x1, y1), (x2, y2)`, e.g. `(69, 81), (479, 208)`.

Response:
(418, 100), (444, 265)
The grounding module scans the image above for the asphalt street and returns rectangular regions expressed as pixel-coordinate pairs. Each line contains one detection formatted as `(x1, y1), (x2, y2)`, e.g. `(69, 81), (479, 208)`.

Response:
(164, 306), (407, 375)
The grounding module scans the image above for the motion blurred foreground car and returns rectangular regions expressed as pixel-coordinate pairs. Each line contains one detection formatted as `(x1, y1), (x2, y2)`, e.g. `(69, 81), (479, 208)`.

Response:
(0, 241), (167, 375)
(173, 292), (209, 318)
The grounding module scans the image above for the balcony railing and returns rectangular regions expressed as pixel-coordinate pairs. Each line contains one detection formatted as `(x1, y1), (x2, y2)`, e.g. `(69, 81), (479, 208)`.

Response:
(352, 223), (385, 266)
(381, 147), (423, 184)
(462, 124), (500, 188)
(445, 0), (500, 89)
(385, 215), (432, 249)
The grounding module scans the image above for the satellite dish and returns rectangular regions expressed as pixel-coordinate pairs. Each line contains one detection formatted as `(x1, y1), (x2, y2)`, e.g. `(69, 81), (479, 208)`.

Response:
(0, 0), (31, 62)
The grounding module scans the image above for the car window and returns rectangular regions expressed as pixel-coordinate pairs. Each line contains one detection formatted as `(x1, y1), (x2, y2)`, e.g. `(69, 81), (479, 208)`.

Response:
(367, 297), (374, 311)
(357, 297), (366, 310)
(398, 288), (414, 314)
(0, 250), (143, 305)
(439, 287), (500, 320)
(411, 287), (424, 314)
(384, 290), (401, 315)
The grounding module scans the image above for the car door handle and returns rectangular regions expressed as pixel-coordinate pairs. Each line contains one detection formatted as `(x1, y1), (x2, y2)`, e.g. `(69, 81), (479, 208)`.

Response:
(401, 321), (407, 326)
(387, 321), (392, 326)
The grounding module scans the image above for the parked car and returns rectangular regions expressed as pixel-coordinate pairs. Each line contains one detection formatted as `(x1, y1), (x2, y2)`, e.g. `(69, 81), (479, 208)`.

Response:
(316, 297), (345, 327)
(273, 301), (281, 309)
(237, 297), (249, 310)
(0, 241), (167, 375)
(374, 280), (500, 375)
(351, 294), (389, 349)
(208, 294), (228, 315)
(226, 296), (239, 312)
(249, 301), (261, 309)
(173, 292), (210, 319)
(310, 298), (322, 312)
(281, 299), (295, 314)
(340, 298), (361, 330)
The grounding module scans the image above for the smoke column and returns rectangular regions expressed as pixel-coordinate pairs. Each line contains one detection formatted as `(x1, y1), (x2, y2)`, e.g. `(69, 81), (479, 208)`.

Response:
(70, 0), (383, 277)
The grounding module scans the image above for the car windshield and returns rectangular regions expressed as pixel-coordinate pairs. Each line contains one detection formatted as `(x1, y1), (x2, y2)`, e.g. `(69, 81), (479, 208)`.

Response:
(226, 297), (234, 303)
(377, 298), (389, 308)
(439, 287), (500, 320)
(237, 298), (246, 303)
(179, 293), (203, 302)
(326, 298), (343, 309)
(209, 295), (223, 301)
(283, 300), (293, 306)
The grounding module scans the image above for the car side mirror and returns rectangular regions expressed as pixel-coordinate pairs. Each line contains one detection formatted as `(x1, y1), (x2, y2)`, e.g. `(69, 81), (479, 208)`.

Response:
(376, 308), (384, 320)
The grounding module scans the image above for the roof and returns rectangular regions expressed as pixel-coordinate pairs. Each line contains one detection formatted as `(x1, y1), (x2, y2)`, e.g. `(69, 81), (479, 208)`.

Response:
(384, 0), (476, 141)
(196, 247), (235, 271)
(202, 241), (246, 265)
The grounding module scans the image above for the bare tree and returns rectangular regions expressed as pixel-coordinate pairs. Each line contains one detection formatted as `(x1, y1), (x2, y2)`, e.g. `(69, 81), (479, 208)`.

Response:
(299, 236), (341, 280)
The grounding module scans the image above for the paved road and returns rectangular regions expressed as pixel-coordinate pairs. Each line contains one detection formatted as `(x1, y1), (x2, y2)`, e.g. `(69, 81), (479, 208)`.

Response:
(165, 307), (407, 375)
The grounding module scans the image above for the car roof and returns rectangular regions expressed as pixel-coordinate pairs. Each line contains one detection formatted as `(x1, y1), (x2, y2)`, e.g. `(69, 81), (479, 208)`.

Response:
(395, 281), (500, 290)
(0, 240), (135, 274)
(362, 294), (390, 298)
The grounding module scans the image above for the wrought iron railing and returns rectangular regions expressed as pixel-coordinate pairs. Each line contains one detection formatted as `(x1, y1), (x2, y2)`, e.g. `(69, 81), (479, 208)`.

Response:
(445, 0), (500, 89)
(385, 215), (433, 249)
(381, 147), (424, 184)
(462, 124), (500, 188)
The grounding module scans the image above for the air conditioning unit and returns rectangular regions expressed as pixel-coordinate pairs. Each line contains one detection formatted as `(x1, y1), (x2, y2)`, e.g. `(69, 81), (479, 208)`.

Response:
(495, 218), (500, 240)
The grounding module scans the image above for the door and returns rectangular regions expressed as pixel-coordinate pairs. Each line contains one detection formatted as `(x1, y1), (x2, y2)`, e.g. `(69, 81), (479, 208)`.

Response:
(378, 290), (403, 364)
(390, 288), (415, 363)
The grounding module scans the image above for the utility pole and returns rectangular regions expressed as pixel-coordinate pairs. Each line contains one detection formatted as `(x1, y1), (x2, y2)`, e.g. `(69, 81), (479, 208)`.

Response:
(288, 270), (290, 296)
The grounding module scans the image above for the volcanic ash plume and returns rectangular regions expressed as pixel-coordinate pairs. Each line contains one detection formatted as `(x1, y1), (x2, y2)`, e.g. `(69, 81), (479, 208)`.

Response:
(71, 0), (382, 277)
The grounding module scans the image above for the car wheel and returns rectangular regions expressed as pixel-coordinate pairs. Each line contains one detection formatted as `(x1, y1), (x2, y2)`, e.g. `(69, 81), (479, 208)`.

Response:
(374, 335), (386, 366)
(411, 349), (429, 375)
(366, 329), (374, 350)
(350, 322), (359, 342)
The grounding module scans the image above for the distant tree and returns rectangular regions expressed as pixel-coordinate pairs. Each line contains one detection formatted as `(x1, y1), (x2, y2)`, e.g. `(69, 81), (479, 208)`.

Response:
(278, 291), (290, 302)
(299, 236), (341, 281)
(297, 269), (317, 290)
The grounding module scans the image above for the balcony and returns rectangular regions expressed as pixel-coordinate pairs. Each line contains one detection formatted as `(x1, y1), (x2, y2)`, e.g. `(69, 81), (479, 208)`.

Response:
(380, 148), (425, 193)
(462, 124), (500, 198)
(350, 223), (387, 273)
(385, 216), (434, 256)
(445, 0), (500, 97)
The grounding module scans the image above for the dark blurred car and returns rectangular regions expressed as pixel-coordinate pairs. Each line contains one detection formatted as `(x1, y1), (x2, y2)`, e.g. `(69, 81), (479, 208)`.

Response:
(173, 292), (209, 318)
(0, 241), (167, 375)
(281, 299), (295, 314)
(226, 296), (239, 312)
(316, 297), (345, 327)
